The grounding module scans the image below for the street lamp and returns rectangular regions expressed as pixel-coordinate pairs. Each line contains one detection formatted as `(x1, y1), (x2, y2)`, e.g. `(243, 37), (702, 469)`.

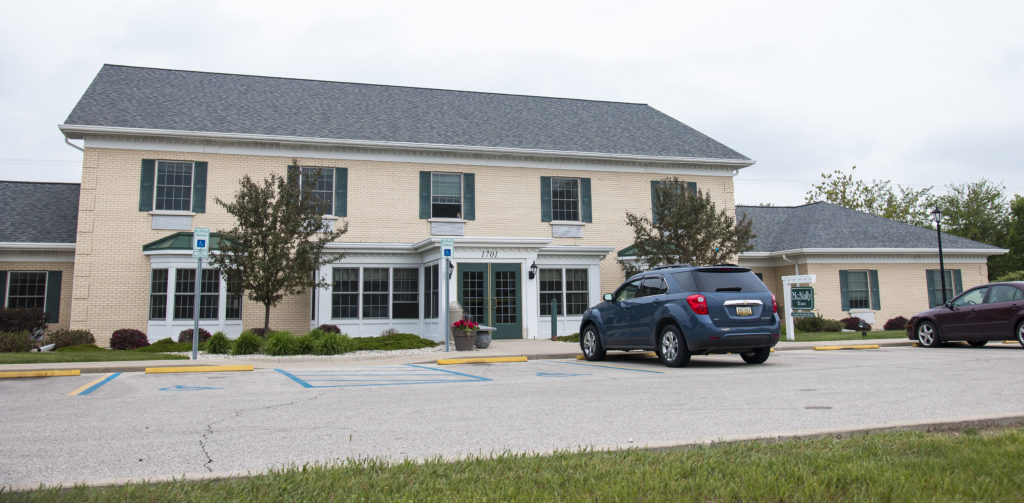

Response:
(930, 206), (947, 304)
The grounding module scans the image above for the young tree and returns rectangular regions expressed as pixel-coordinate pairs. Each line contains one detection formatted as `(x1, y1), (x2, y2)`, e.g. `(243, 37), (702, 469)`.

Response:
(805, 166), (934, 227)
(625, 177), (755, 269)
(930, 180), (1014, 279)
(209, 161), (347, 333)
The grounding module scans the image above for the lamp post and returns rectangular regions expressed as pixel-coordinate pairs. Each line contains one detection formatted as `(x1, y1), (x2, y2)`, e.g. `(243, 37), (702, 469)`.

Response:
(930, 206), (947, 304)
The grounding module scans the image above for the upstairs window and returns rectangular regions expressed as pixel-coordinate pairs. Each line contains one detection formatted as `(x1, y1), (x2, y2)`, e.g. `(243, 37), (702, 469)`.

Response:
(300, 167), (335, 215)
(551, 178), (580, 221)
(431, 173), (463, 218)
(155, 161), (194, 211)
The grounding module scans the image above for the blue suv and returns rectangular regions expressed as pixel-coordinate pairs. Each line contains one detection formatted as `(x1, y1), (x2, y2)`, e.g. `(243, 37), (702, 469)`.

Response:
(579, 264), (780, 367)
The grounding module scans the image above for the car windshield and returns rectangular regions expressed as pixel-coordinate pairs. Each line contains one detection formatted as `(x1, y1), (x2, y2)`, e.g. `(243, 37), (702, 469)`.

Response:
(680, 268), (769, 293)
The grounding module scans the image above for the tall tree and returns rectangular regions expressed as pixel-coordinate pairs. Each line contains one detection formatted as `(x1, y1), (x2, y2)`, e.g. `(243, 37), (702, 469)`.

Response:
(625, 177), (755, 271)
(805, 166), (933, 227)
(209, 161), (347, 333)
(930, 180), (1014, 279)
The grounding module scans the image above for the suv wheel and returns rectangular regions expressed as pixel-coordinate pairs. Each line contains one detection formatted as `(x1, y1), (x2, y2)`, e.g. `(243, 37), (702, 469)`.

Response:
(581, 325), (606, 361)
(657, 325), (691, 367)
(740, 347), (771, 364)
(916, 321), (941, 348)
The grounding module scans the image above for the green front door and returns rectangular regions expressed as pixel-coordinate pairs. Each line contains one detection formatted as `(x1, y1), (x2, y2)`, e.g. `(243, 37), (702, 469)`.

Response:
(457, 263), (522, 339)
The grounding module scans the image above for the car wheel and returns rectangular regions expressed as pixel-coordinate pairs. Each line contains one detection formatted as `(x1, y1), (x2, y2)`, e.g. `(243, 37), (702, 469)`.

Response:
(740, 347), (771, 364)
(968, 340), (988, 348)
(916, 321), (942, 348)
(1017, 321), (1024, 348)
(580, 325), (606, 361)
(657, 325), (691, 367)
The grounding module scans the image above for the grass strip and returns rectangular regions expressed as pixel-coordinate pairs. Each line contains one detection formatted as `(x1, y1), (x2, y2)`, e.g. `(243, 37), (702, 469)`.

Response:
(0, 351), (188, 364)
(5, 428), (1024, 502)
(780, 330), (907, 342)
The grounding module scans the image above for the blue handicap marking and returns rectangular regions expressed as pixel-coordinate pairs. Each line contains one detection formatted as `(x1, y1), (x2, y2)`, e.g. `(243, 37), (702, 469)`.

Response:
(536, 372), (588, 377)
(160, 385), (221, 391)
(197, 239), (206, 247)
(443, 249), (451, 256)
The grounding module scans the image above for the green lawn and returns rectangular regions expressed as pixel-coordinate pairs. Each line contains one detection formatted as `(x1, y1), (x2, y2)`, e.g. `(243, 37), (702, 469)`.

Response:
(5, 428), (1023, 502)
(780, 329), (908, 342)
(0, 351), (188, 364)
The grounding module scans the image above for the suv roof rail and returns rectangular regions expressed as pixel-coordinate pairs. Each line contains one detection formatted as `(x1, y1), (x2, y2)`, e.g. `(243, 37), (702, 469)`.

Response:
(651, 263), (692, 270)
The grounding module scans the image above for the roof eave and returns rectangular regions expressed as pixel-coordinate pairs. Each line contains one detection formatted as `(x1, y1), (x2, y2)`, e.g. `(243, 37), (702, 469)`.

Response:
(58, 124), (756, 168)
(0, 242), (76, 251)
(739, 247), (1008, 257)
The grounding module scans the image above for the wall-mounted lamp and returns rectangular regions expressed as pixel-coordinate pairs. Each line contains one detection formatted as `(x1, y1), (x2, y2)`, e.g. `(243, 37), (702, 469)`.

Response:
(529, 261), (538, 280)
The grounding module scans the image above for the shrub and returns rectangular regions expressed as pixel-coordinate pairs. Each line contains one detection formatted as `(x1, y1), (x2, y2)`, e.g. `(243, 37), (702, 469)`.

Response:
(0, 308), (47, 336)
(884, 316), (909, 331)
(232, 330), (263, 355)
(43, 329), (95, 349)
(995, 270), (1024, 282)
(0, 331), (33, 352)
(296, 330), (325, 354)
(353, 333), (438, 351)
(794, 316), (843, 332)
(264, 331), (299, 356)
(56, 344), (103, 352)
(247, 328), (268, 338)
(138, 338), (192, 353)
(317, 324), (341, 334)
(109, 329), (150, 350)
(840, 317), (872, 331)
(316, 331), (354, 355)
(205, 332), (232, 354)
(379, 327), (400, 337)
(177, 328), (213, 344)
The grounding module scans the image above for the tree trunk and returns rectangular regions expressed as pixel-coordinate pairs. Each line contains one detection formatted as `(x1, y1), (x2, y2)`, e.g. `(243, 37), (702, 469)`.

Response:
(263, 302), (271, 334)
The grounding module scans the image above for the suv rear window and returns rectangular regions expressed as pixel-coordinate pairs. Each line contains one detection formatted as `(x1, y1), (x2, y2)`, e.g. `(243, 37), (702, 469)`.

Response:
(675, 268), (768, 293)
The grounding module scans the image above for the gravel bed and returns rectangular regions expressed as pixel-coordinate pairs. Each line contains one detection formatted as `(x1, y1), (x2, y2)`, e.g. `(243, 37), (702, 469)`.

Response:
(169, 345), (446, 361)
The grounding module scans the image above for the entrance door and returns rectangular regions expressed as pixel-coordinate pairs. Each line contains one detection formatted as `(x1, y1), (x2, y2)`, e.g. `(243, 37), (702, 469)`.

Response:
(458, 263), (522, 339)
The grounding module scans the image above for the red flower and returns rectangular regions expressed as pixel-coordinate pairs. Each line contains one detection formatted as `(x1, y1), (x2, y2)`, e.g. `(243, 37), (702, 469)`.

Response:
(451, 319), (479, 333)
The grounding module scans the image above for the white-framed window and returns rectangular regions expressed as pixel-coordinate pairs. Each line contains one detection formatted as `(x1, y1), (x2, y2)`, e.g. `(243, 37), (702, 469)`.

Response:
(431, 173), (462, 218)
(154, 160), (194, 211)
(330, 266), (424, 320)
(846, 270), (871, 310)
(6, 271), (47, 310)
(147, 268), (240, 322)
(550, 177), (580, 222)
(424, 264), (439, 319)
(150, 269), (168, 320)
(539, 268), (589, 316)
(299, 167), (334, 215)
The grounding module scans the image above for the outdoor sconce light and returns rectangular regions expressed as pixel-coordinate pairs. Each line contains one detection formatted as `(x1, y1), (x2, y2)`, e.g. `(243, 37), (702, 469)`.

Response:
(529, 261), (538, 280)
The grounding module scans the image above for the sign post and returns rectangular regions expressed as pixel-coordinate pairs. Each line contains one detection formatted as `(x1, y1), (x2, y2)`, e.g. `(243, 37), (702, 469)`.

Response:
(440, 239), (454, 352)
(191, 228), (210, 360)
(781, 274), (815, 341)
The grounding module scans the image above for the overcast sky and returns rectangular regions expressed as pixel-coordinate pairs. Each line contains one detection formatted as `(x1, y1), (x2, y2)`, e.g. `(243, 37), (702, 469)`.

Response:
(1, 0), (1021, 206)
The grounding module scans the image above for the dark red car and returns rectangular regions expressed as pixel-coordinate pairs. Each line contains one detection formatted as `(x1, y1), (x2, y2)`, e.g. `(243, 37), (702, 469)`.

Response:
(908, 281), (1024, 348)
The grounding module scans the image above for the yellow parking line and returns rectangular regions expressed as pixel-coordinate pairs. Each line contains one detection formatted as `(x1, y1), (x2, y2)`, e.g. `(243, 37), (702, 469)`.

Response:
(814, 344), (880, 351)
(0, 369), (80, 379)
(145, 365), (253, 374)
(67, 373), (114, 396)
(1003, 341), (1018, 344)
(437, 356), (528, 365)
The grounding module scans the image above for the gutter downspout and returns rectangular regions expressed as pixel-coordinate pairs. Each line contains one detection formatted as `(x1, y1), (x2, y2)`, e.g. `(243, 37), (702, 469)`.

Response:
(781, 253), (799, 275)
(64, 137), (84, 152)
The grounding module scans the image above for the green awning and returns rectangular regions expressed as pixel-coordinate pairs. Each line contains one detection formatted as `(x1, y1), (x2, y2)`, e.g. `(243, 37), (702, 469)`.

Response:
(142, 231), (232, 251)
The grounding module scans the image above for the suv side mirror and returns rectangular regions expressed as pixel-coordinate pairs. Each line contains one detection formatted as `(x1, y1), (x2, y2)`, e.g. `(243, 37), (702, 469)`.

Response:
(603, 293), (613, 302)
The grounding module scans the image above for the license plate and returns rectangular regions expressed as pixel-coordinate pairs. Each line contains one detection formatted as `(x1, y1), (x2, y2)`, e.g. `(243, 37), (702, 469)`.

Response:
(736, 306), (753, 316)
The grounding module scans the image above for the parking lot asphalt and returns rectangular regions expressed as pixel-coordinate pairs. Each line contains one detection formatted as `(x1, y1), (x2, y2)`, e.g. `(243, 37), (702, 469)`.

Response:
(0, 337), (917, 374)
(3, 341), (1023, 490)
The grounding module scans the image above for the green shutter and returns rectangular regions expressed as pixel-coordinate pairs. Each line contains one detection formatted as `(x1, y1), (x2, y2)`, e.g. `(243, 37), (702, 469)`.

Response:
(651, 180), (662, 225)
(540, 176), (552, 222)
(45, 271), (62, 323)
(139, 159), (155, 211)
(953, 269), (963, 295)
(419, 171), (431, 219)
(869, 270), (881, 310)
(581, 178), (592, 223)
(839, 270), (850, 311)
(926, 270), (937, 307)
(462, 173), (475, 220)
(191, 161), (207, 213)
(0, 270), (6, 308)
(334, 168), (348, 217)
(687, 181), (697, 194)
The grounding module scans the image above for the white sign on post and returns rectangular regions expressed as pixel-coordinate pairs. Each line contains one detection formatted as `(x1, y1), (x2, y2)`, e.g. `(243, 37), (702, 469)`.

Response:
(193, 228), (210, 259)
(781, 274), (816, 341)
(440, 239), (455, 351)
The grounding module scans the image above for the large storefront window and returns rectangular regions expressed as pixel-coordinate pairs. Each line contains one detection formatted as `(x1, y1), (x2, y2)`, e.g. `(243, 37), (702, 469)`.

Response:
(539, 268), (589, 316)
(330, 266), (426, 321)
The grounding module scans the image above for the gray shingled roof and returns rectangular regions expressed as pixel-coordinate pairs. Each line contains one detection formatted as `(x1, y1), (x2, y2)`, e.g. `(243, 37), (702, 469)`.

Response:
(737, 202), (1001, 252)
(0, 181), (79, 243)
(62, 65), (750, 161)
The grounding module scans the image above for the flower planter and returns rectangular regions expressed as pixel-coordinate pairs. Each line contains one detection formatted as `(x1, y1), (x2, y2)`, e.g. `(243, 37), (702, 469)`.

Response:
(452, 329), (477, 351)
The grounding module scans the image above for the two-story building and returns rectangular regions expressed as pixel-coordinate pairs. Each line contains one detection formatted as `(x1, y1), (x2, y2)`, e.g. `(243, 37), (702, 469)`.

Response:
(51, 64), (753, 345)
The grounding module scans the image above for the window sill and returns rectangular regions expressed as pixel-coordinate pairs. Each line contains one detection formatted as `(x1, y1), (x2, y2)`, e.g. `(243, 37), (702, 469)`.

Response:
(149, 210), (196, 216)
(550, 221), (584, 226)
(429, 217), (467, 223)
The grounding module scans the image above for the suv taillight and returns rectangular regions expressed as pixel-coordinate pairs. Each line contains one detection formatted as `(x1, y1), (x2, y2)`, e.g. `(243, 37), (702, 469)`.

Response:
(687, 294), (709, 315)
(772, 293), (778, 313)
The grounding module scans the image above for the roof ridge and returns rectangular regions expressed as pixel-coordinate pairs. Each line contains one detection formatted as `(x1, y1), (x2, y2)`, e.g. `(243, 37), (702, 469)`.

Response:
(101, 64), (651, 107)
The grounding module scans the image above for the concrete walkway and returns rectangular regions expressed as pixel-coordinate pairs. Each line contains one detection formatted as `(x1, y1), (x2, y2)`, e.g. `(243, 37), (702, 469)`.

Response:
(0, 337), (915, 374)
